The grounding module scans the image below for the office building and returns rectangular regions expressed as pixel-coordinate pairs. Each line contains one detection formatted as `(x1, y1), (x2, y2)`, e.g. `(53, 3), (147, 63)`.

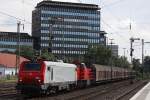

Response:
(107, 45), (119, 57)
(32, 0), (105, 59)
(0, 31), (33, 52)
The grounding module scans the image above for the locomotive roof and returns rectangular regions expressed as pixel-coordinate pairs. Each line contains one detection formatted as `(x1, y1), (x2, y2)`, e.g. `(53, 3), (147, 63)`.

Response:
(44, 61), (77, 68)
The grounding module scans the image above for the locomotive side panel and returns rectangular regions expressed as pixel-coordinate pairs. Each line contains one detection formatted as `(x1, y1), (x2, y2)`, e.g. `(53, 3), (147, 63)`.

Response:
(44, 61), (77, 90)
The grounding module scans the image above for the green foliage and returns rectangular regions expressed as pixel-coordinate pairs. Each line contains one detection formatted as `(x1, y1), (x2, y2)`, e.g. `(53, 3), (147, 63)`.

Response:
(143, 56), (150, 73)
(84, 45), (130, 68)
(96, 46), (112, 65)
(132, 58), (142, 71)
(142, 72), (150, 79)
(40, 49), (56, 61)
(112, 56), (130, 68)
(18, 46), (56, 61)
(132, 57), (150, 79)
(19, 46), (34, 60)
(84, 45), (111, 65)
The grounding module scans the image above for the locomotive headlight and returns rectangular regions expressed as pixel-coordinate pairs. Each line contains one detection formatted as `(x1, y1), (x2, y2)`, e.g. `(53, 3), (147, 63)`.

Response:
(19, 79), (22, 82)
(38, 79), (41, 83)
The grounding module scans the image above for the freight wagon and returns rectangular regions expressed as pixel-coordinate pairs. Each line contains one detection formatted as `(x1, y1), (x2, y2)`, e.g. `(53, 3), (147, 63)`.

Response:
(93, 64), (135, 83)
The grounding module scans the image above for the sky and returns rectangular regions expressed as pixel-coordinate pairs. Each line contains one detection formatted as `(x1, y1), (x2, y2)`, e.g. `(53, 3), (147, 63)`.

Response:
(0, 0), (150, 62)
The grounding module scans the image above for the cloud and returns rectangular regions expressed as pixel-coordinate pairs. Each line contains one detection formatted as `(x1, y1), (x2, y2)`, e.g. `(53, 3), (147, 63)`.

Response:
(0, 0), (81, 34)
(99, 0), (150, 61)
(0, 0), (150, 61)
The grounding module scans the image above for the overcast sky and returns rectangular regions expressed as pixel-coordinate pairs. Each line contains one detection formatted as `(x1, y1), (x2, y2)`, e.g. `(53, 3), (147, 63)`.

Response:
(0, 0), (150, 62)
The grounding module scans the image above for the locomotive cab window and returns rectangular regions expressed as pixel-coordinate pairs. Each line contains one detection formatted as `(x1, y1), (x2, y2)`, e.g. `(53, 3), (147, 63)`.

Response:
(24, 63), (41, 71)
(47, 67), (51, 71)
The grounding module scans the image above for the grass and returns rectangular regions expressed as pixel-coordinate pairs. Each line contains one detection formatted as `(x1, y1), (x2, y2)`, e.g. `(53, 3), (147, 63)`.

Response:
(0, 75), (17, 83)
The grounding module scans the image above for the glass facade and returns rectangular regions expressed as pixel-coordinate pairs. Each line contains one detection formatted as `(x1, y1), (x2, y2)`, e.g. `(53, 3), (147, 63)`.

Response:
(32, 1), (106, 58)
(0, 32), (33, 52)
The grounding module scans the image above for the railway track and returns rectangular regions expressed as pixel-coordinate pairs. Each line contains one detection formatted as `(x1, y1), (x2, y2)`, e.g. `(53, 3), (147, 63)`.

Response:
(0, 82), (16, 88)
(90, 80), (148, 100)
(68, 81), (131, 100)
(115, 81), (147, 100)
(0, 82), (18, 99)
(0, 80), (147, 100)
(29, 80), (135, 100)
(67, 80), (143, 100)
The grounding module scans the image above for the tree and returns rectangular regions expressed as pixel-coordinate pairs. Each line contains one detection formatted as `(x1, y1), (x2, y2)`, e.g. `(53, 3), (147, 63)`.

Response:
(40, 49), (56, 61)
(132, 58), (141, 71)
(84, 45), (130, 67)
(84, 45), (111, 65)
(112, 56), (130, 68)
(143, 56), (150, 73)
(19, 46), (35, 60)
(19, 45), (57, 61)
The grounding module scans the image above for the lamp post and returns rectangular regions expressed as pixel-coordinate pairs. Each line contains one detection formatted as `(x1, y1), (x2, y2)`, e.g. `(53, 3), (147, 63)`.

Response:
(48, 17), (64, 59)
(141, 39), (150, 68)
(141, 39), (150, 78)
(15, 21), (24, 75)
(130, 37), (140, 66)
(58, 18), (64, 60)
(123, 48), (126, 58)
(48, 17), (56, 53)
(129, 37), (140, 82)
(15, 22), (20, 75)
(123, 48), (126, 76)
(110, 38), (115, 79)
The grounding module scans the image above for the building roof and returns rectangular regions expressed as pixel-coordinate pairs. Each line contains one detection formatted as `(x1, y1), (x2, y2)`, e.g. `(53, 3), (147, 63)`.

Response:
(36, 0), (100, 10)
(100, 31), (107, 35)
(0, 53), (29, 68)
(0, 31), (33, 39)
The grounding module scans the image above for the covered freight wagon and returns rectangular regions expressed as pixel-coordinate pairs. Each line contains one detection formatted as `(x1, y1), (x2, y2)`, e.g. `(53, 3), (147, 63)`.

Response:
(93, 64), (133, 82)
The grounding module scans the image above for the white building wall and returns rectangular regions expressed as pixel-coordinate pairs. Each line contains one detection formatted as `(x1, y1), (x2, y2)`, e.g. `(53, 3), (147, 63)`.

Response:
(5, 68), (16, 75)
(0, 67), (5, 76)
(0, 67), (16, 76)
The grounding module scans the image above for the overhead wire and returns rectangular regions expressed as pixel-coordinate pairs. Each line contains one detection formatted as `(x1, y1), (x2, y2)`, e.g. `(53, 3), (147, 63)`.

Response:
(102, 7), (132, 37)
(0, 0), (143, 41)
(101, 0), (134, 39)
(97, 0), (131, 44)
(0, 11), (31, 24)
(16, 0), (35, 6)
(101, 0), (128, 8)
(21, 0), (26, 32)
(101, 18), (129, 43)
(101, 19), (131, 57)
(127, 1), (142, 39)
(0, 0), (40, 24)
(98, 0), (105, 7)
(22, 0), (25, 21)
(99, 0), (143, 59)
